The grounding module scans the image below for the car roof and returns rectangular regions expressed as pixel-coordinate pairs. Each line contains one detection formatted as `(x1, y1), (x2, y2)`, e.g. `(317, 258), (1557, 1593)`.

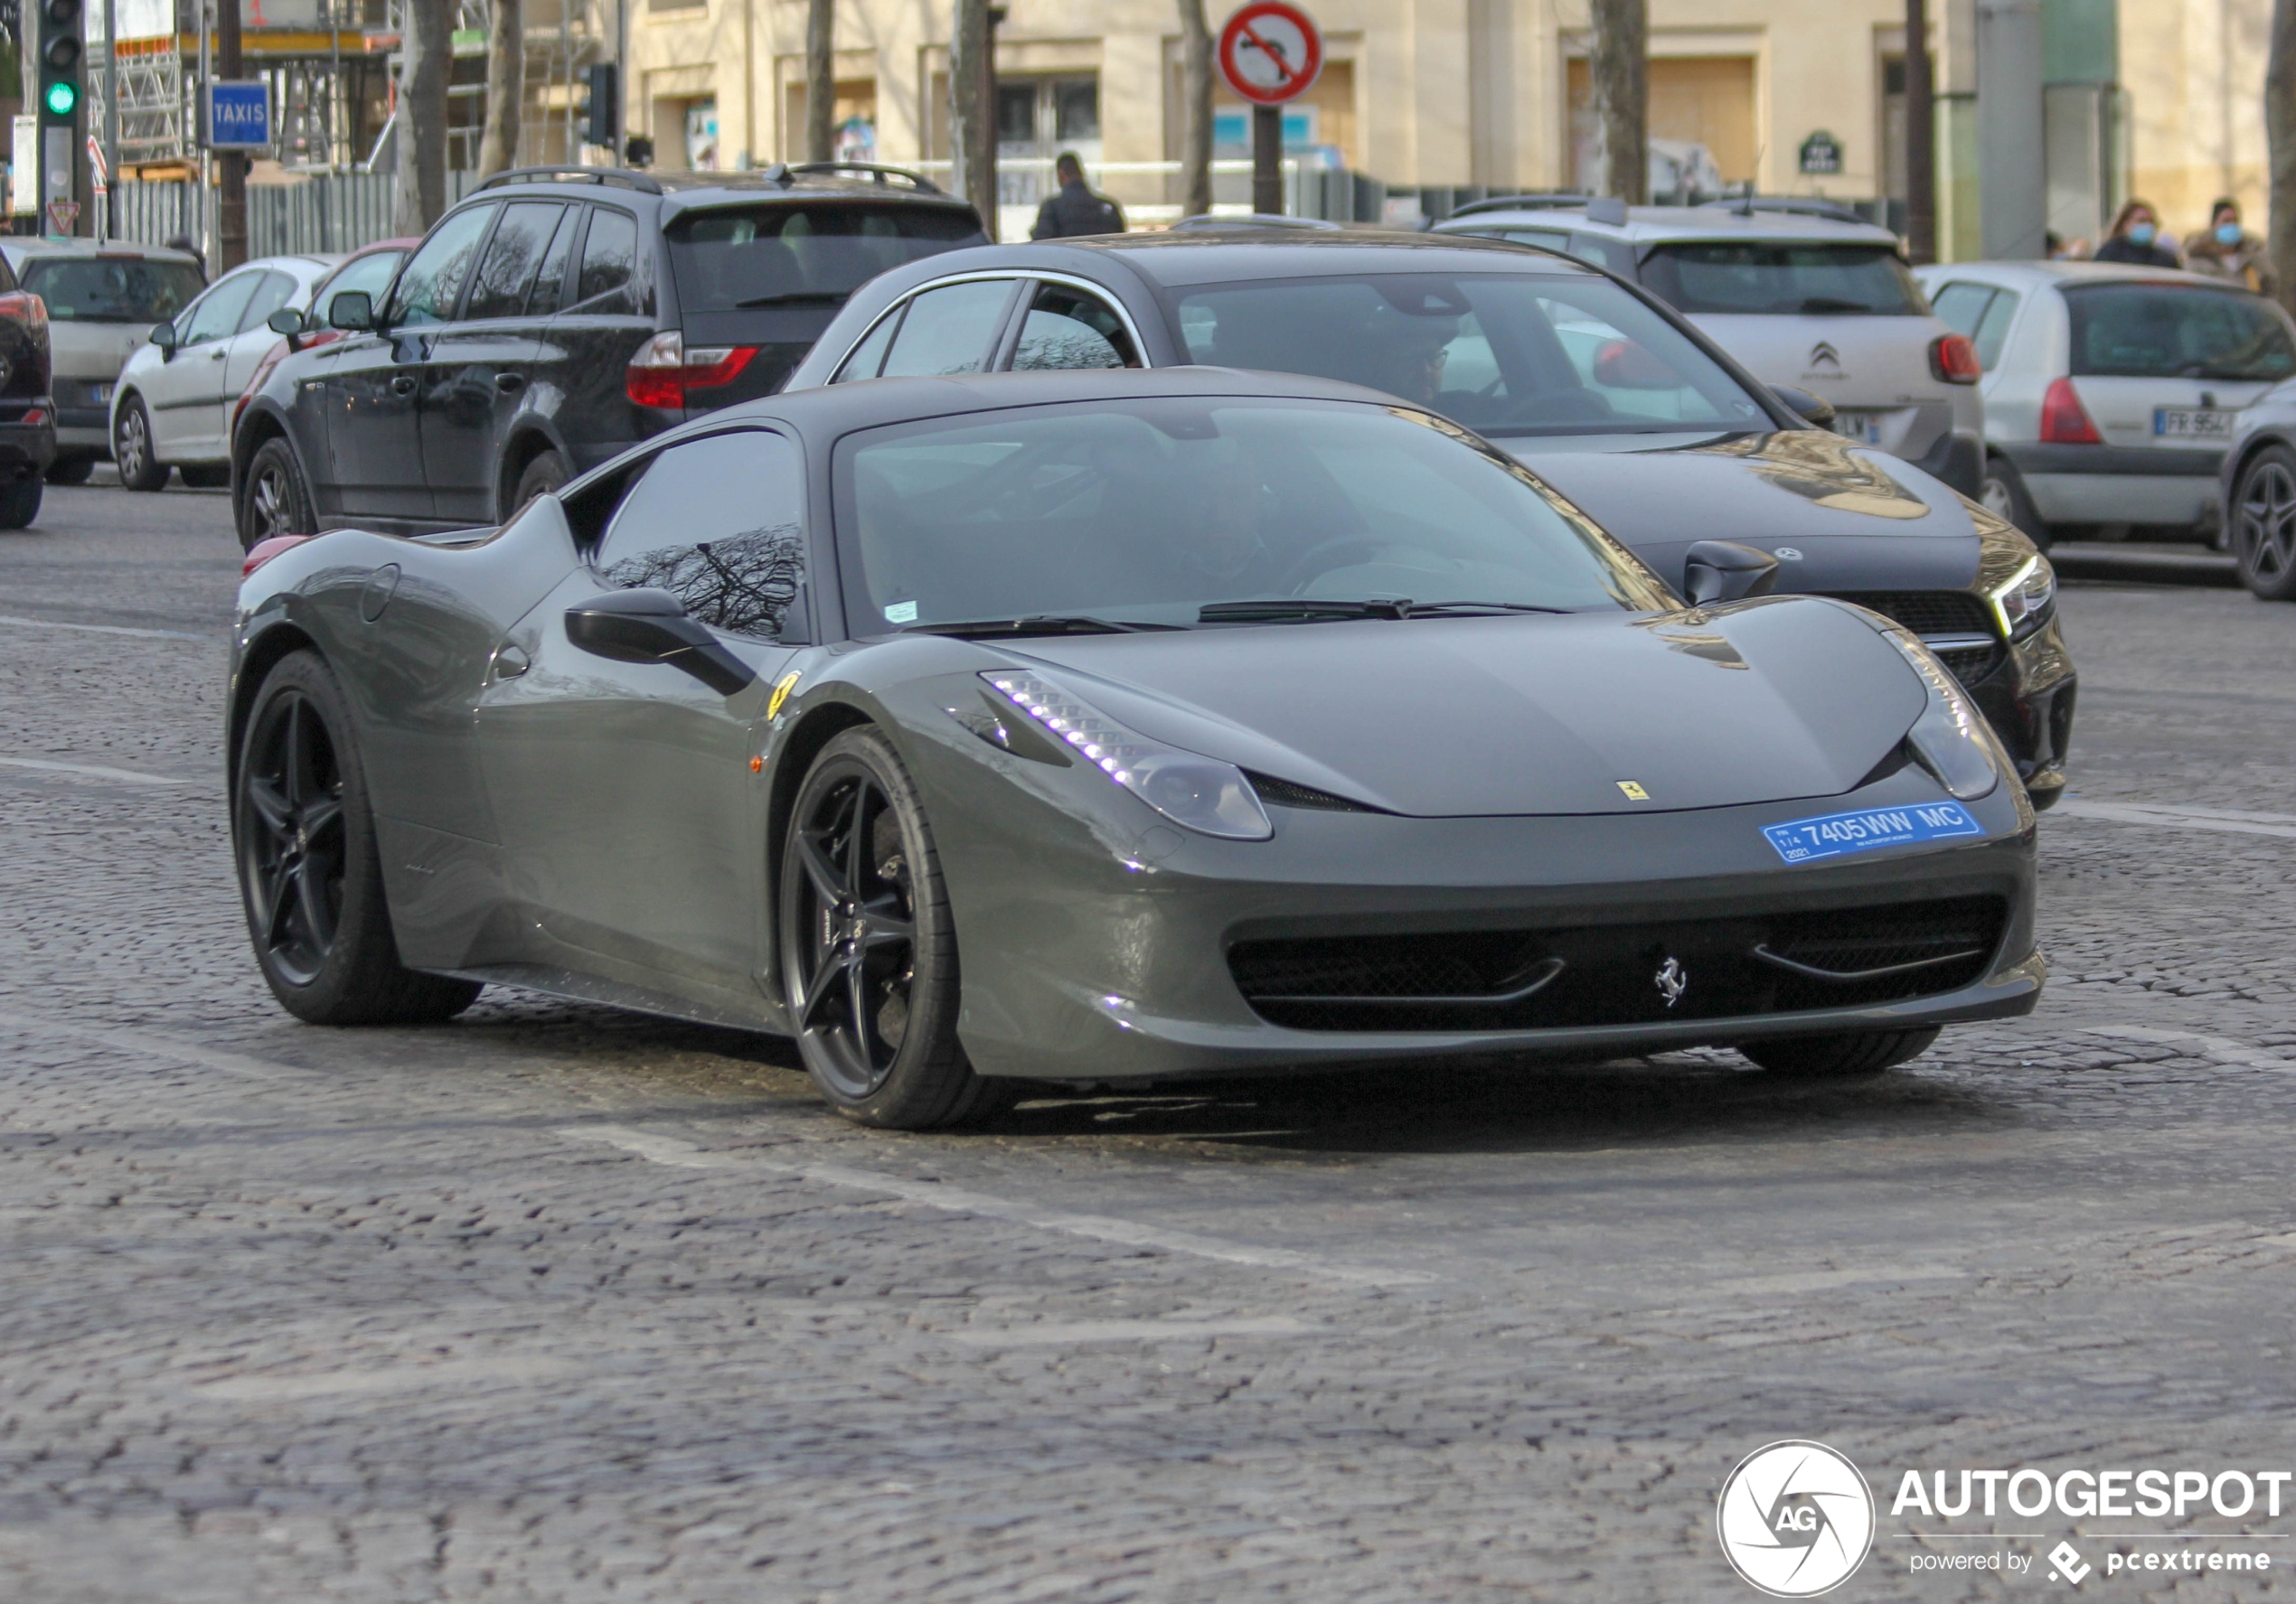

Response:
(1435, 203), (1902, 248)
(0, 239), (203, 265)
(969, 228), (1598, 288)
(464, 164), (979, 219)
(1911, 259), (2260, 292)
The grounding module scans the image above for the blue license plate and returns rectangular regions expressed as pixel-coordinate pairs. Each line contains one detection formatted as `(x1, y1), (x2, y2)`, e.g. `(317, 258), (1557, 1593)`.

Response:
(1762, 801), (1984, 864)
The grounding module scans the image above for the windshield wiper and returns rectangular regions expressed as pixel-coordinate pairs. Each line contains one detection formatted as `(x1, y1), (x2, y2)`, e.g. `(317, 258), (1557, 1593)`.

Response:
(1198, 598), (1569, 623)
(900, 614), (1181, 639)
(732, 290), (851, 308)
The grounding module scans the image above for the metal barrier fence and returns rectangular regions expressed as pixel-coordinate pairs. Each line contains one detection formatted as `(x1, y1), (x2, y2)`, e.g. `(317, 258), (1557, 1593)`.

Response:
(104, 172), (482, 260)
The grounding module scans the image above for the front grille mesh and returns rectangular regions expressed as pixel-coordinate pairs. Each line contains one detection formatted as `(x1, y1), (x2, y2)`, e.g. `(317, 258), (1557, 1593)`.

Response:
(1228, 895), (2008, 1032)
(1930, 643), (2002, 684)
(1824, 590), (1994, 637)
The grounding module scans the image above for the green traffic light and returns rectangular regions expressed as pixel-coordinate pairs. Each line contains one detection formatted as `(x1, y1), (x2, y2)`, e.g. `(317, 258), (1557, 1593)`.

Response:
(44, 81), (77, 117)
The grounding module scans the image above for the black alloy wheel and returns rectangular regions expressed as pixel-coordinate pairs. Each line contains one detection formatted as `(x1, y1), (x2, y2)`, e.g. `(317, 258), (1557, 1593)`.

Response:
(1740, 1027), (1941, 1076)
(235, 652), (481, 1023)
(114, 396), (169, 492)
(2233, 446), (2296, 601)
(778, 727), (1011, 1129)
(241, 438), (316, 549)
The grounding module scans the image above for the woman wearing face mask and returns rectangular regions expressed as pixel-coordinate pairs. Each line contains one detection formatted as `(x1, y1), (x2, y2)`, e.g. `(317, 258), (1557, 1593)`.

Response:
(2094, 200), (2182, 268)
(2182, 198), (2276, 296)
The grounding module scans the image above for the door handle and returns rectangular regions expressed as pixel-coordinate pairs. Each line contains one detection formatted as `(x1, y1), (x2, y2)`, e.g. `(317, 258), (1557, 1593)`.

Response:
(391, 374), (418, 396)
(209, 348), (227, 361)
(494, 371), (526, 393)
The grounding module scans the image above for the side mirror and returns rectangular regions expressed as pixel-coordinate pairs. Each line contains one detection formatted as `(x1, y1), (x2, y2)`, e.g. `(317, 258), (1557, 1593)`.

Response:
(1681, 539), (1781, 606)
(327, 290), (374, 333)
(266, 307), (306, 336)
(564, 587), (757, 696)
(1769, 383), (1838, 429)
(149, 321), (178, 357)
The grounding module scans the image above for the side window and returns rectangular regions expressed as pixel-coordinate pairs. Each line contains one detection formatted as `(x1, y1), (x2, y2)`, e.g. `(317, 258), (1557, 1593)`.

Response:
(181, 273), (262, 344)
(877, 279), (1014, 378)
(386, 203), (500, 327)
(526, 205), (580, 316)
(1011, 282), (1138, 371)
(1971, 287), (2021, 371)
(831, 305), (902, 382)
(321, 249), (405, 316)
(1928, 283), (1996, 340)
(237, 271), (296, 332)
(595, 431), (808, 641)
(1567, 236), (1638, 277)
(569, 209), (643, 314)
(464, 202), (565, 321)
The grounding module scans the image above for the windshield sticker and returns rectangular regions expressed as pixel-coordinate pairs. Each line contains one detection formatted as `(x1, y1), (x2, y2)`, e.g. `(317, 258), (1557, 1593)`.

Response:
(885, 601), (918, 624)
(1763, 802), (1983, 864)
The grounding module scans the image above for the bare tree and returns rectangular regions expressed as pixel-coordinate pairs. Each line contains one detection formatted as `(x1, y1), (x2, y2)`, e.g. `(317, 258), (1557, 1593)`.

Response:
(949, 0), (994, 238)
(1587, 0), (1647, 203)
(2271, 0), (2296, 314)
(805, 0), (836, 163)
(393, 0), (452, 233)
(1179, 0), (1213, 218)
(477, 0), (524, 177)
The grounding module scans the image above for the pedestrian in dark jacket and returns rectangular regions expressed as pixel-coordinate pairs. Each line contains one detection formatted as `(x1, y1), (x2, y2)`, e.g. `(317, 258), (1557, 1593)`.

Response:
(2182, 197), (2275, 297)
(1030, 153), (1125, 239)
(2093, 200), (2182, 269)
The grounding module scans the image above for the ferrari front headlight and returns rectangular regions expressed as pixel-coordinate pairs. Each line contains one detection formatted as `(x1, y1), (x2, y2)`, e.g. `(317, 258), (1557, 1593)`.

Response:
(982, 671), (1273, 841)
(1883, 630), (2005, 801)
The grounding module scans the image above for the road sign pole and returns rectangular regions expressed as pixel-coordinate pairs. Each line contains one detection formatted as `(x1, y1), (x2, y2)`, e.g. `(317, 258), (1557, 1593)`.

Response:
(1252, 104), (1282, 215)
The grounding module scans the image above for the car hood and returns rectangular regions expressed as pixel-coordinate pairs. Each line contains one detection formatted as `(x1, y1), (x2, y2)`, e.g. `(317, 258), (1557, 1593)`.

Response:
(1005, 599), (1924, 818)
(1507, 429), (1984, 595)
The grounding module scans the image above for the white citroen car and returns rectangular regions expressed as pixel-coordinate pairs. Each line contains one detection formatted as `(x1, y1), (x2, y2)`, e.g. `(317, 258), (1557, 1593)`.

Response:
(1915, 259), (2296, 547)
(1434, 198), (1986, 498)
(109, 252), (337, 492)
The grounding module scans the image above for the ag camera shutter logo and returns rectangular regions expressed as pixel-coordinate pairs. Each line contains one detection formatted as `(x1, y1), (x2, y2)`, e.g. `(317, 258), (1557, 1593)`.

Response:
(1717, 1440), (1875, 1597)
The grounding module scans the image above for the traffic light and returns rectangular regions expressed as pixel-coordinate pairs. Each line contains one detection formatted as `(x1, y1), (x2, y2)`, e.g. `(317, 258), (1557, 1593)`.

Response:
(582, 63), (618, 150)
(37, 0), (83, 125)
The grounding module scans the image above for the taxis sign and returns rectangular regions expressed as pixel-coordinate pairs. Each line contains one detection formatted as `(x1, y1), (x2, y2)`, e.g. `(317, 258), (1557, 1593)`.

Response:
(205, 81), (271, 150)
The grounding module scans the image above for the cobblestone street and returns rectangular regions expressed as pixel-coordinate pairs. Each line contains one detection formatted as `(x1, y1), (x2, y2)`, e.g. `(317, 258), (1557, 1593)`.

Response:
(3, 480), (2294, 1601)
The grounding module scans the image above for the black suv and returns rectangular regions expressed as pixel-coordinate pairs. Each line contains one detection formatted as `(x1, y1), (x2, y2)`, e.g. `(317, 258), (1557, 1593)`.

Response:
(231, 163), (983, 545)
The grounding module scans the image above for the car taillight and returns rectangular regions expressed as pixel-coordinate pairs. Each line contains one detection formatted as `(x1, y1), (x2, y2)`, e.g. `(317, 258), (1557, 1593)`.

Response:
(243, 534), (314, 577)
(19, 408), (44, 426)
(1929, 332), (1982, 384)
(0, 290), (48, 328)
(2039, 376), (2102, 444)
(626, 330), (760, 411)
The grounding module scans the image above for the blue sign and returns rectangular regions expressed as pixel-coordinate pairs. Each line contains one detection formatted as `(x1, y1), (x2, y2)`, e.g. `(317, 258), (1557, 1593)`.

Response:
(1761, 801), (1984, 865)
(206, 81), (271, 150)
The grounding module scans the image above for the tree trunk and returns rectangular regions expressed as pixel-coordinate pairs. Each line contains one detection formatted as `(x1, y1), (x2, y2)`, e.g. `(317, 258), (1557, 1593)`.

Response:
(807, 0), (836, 163)
(1904, 0), (1936, 263)
(1587, 0), (1647, 204)
(393, 0), (451, 234)
(476, 0), (523, 177)
(1179, 0), (1213, 218)
(949, 0), (994, 239)
(2270, 0), (2296, 314)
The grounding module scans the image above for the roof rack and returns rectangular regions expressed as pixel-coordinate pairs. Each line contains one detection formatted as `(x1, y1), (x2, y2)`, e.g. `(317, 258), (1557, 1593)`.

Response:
(1169, 212), (1343, 232)
(1702, 196), (1870, 227)
(474, 165), (665, 195)
(1442, 193), (1595, 220)
(781, 162), (944, 194)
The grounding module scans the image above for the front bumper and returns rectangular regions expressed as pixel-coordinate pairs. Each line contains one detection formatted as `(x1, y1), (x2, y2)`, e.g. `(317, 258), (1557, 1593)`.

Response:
(908, 718), (2042, 1083)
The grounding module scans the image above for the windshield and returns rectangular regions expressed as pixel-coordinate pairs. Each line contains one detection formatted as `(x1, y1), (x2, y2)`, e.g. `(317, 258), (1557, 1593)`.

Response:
(1169, 274), (1772, 437)
(666, 203), (984, 312)
(2064, 283), (2296, 381)
(21, 257), (205, 323)
(1640, 243), (1924, 315)
(836, 398), (1675, 633)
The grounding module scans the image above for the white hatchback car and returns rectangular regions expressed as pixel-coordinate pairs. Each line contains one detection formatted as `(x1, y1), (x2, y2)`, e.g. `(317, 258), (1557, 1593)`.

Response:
(1433, 198), (1987, 497)
(109, 253), (337, 492)
(0, 239), (206, 483)
(1912, 260), (2296, 546)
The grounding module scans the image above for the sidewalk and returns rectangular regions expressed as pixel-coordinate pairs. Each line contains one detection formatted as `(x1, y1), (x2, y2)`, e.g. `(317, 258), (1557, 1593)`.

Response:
(2048, 540), (2239, 588)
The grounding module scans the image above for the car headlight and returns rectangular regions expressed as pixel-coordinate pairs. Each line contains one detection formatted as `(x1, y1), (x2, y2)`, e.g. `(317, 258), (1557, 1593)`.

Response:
(982, 671), (1274, 841)
(1882, 630), (2005, 801)
(1981, 549), (2056, 638)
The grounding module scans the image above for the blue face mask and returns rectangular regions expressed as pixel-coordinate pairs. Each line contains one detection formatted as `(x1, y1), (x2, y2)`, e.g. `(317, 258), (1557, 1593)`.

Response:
(2217, 222), (2244, 247)
(2128, 222), (2158, 246)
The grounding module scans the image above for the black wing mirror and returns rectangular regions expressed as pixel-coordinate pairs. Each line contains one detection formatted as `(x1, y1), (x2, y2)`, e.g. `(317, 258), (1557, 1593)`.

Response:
(1681, 540), (1781, 606)
(327, 290), (375, 332)
(266, 307), (306, 336)
(1769, 383), (1837, 429)
(148, 321), (178, 358)
(564, 588), (757, 696)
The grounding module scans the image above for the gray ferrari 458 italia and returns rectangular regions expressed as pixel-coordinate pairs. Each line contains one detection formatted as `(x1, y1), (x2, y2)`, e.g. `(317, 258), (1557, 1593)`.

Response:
(229, 367), (2043, 1130)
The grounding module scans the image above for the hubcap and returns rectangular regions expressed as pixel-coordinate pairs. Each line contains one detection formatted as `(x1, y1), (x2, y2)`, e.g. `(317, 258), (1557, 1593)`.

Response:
(118, 409), (146, 477)
(2236, 461), (2296, 583)
(252, 465), (290, 538)
(787, 770), (918, 1099)
(237, 690), (346, 985)
(1980, 476), (2016, 520)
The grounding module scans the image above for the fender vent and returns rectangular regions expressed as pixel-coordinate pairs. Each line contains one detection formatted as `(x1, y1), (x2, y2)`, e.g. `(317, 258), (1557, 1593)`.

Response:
(1244, 771), (1381, 812)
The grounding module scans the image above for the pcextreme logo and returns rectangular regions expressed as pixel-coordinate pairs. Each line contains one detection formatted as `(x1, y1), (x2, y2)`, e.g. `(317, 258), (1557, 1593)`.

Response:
(1717, 1440), (1877, 1597)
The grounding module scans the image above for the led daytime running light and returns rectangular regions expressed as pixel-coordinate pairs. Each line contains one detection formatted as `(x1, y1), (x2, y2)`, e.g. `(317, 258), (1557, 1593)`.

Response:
(1984, 553), (2056, 638)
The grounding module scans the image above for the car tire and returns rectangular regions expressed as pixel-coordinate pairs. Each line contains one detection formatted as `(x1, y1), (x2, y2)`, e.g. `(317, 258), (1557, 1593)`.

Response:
(43, 455), (94, 485)
(179, 462), (231, 490)
(1979, 456), (2049, 550)
(2231, 444), (2296, 602)
(234, 651), (484, 1026)
(240, 438), (317, 549)
(778, 726), (1016, 1130)
(114, 396), (169, 492)
(1741, 1027), (1942, 1076)
(0, 474), (41, 530)
(510, 449), (570, 515)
